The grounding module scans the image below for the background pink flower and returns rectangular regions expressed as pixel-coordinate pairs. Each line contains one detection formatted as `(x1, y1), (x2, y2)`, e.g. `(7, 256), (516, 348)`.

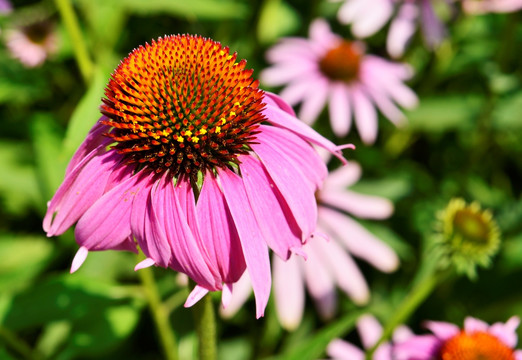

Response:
(261, 19), (417, 144)
(394, 316), (522, 359)
(462, 0), (522, 14)
(6, 20), (58, 67)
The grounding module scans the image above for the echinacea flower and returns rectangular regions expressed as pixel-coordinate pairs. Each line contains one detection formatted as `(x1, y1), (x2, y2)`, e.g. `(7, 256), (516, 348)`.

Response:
(0, 0), (12, 14)
(261, 19), (417, 144)
(43, 35), (350, 318)
(435, 198), (500, 279)
(327, 314), (412, 360)
(221, 152), (398, 330)
(394, 316), (522, 359)
(462, 0), (522, 14)
(332, 0), (451, 58)
(6, 19), (57, 67)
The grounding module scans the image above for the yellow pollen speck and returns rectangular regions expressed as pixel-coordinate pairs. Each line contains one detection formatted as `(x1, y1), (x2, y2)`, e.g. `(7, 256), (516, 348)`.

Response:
(219, 50), (225, 56)
(176, 136), (184, 143)
(227, 55), (233, 60)
(161, 130), (169, 137)
(234, 102), (240, 107)
(191, 137), (200, 143)
(229, 111), (236, 117)
(219, 118), (226, 125)
(199, 128), (207, 135)
(216, 126), (221, 133)
(185, 130), (193, 137)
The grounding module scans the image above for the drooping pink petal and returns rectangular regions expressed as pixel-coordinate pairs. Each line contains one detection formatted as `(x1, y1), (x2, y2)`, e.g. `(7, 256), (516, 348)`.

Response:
(44, 150), (122, 236)
(221, 283), (234, 309)
(297, 77), (330, 125)
(351, 85), (379, 144)
(386, 2), (419, 58)
(134, 257), (156, 271)
(220, 272), (253, 318)
(273, 254), (305, 331)
(251, 136), (317, 238)
(239, 155), (302, 259)
(74, 170), (144, 252)
(185, 285), (210, 308)
(279, 77), (322, 108)
(263, 93), (350, 163)
(218, 168), (271, 319)
(70, 246), (89, 273)
(196, 171), (246, 283)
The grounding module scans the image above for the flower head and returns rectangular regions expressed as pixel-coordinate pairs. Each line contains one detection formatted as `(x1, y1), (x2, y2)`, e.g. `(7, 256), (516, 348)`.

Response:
(462, 0), (522, 14)
(435, 198), (500, 279)
(6, 19), (57, 67)
(221, 153), (398, 329)
(261, 19), (417, 144)
(332, 0), (450, 58)
(43, 34), (350, 318)
(394, 316), (522, 360)
(0, 0), (12, 15)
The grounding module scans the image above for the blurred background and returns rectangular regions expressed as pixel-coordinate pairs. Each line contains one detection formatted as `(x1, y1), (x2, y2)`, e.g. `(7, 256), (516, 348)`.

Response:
(0, 0), (521, 359)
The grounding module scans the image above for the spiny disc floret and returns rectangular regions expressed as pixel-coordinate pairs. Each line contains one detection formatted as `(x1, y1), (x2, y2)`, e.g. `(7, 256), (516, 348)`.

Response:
(100, 34), (266, 178)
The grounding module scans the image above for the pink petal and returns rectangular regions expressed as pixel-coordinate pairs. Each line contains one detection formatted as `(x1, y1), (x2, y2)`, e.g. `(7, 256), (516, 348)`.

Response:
(386, 3), (418, 58)
(70, 246), (89, 273)
(184, 285), (210, 308)
(219, 168), (271, 319)
(221, 283), (234, 309)
(74, 170), (143, 252)
(329, 82), (352, 137)
(319, 189), (394, 219)
(273, 254), (305, 331)
(219, 272), (253, 318)
(351, 85), (379, 144)
(327, 339), (365, 360)
(424, 320), (460, 341)
(134, 257), (156, 271)
(463, 316), (489, 333)
(260, 62), (316, 86)
(394, 335), (441, 360)
(197, 172), (246, 283)
(419, 0), (446, 49)
(357, 314), (383, 349)
(279, 76), (322, 108)
(239, 154), (302, 259)
(263, 92), (350, 164)
(323, 162), (362, 189)
(318, 207), (399, 272)
(251, 137), (317, 238)
(489, 316), (520, 348)
(297, 77), (329, 125)
(309, 19), (339, 50)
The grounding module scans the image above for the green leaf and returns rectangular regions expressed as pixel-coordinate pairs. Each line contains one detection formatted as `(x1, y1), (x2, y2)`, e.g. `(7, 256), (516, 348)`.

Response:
(31, 113), (68, 202)
(492, 91), (522, 129)
(257, 0), (300, 44)
(0, 142), (41, 215)
(61, 67), (107, 161)
(274, 311), (361, 360)
(405, 95), (482, 133)
(117, 0), (248, 20)
(0, 235), (54, 294)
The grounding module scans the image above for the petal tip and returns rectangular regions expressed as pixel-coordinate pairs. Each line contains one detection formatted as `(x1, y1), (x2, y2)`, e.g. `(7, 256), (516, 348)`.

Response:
(70, 246), (89, 273)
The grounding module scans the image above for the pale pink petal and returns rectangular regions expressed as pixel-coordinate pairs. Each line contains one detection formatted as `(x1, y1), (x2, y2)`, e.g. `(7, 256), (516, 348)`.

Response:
(338, 0), (393, 38)
(357, 314), (383, 349)
(309, 18), (339, 50)
(185, 285), (210, 308)
(394, 335), (441, 360)
(515, 350), (522, 360)
(424, 321), (460, 341)
(297, 77), (329, 125)
(351, 85), (378, 144)
(489, 316), (520, 348)
(219, 169), (271, 319)
(265, 41), (319, 64)
(319, 189), (394, 219)
(273, 254), (305, 331)
(318, 207), (399, 272)
(327, 339), (365, 360)
(464, 316), (490, 333)
(221, 283), (234, 309)
(134, 257), (156, 271)
(239, 155), (302, 259)
(362, 83), (406, 126)
(302, 236), (337, 319)
(393, 325), (415, 343)
(419, 0), (446, 49)
(328, 82), (352, 137)
(264, 90), (297, 116)
(220, 271), (253, 318)
(260, 62), (316, 86)
(197, 172), (246, 283)
(279, 76), (322, 108)
(323, 161), (362, 189)
(70, 246), (89, 273)
(387, 3), (419, 58)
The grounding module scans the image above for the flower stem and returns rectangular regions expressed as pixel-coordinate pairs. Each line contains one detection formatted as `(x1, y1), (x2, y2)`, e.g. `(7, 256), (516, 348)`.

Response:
(192, 292), (217, 360)
(53, 0), (94, 83)
(137, 263), (179, 360)
(0, 325), (42, 360)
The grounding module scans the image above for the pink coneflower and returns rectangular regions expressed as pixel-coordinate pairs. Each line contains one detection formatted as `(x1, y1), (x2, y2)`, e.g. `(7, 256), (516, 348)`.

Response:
(261, 19), (417, 144)
(0, 0), (12, 14)
(394, 316), (522, 359)
(6, 20), (57, 67)
(43, 35), (350, 318)
(221, 154), (398, 329)
(332, 0), (450, 58)
(462, 0), (522, 14)
(327, 314), (412, 359)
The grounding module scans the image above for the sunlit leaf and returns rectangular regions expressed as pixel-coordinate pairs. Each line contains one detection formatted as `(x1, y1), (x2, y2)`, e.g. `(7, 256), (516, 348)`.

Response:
(117, 0), (248, 19)
(257, 0), (300, 44)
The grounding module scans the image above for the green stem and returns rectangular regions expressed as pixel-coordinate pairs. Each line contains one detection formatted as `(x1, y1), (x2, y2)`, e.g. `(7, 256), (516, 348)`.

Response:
(0, 325), (42, 360)
(366, 270), (440, 359)
(53, 0), (94, 83)
(137, 263), (179, 360)
(192, 292), (217, 360)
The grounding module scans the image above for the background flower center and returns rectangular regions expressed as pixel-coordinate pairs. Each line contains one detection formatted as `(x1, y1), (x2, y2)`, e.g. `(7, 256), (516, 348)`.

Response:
(439, 331), (515, 360)
(318, 40), (361, 82)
